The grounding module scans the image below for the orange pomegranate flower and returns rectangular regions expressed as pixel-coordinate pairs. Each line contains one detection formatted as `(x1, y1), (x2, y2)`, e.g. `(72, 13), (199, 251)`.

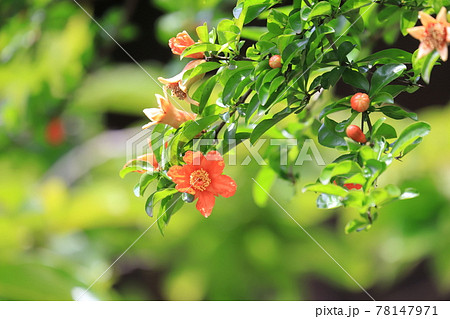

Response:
(407, 7), (450, 61)
(169, 31), (205, 59)
(167, 151), (237, 217)
(123, 153), (159, 174)
(142, 93), (197, 129)
(158, 59), (206, 106)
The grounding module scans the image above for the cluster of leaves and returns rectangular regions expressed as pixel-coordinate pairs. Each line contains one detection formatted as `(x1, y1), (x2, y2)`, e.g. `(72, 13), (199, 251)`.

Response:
(123, 0), (448, 234)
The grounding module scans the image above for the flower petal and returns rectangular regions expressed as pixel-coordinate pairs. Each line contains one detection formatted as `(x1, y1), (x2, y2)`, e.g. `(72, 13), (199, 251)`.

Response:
(419, 11), (436, 27)
(167, 165), (190, 185)
(437, 44), (448, 61)
(407, 26), (426, 40)
(143, 108), (164, 121)
(436, 7), (448, 24)
(208, 174), (237, 198)
(195, 191), (216, 218)
(158, 75), (182, 85)
(201, 151), (225, 176)
(418, 42), (434, 59)
(176, 183), (196, 195)
(183, 151), (204, 166)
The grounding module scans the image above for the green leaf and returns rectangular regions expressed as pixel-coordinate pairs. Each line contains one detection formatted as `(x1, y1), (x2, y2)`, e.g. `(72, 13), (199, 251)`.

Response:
(253, 166), (277, 207)
(400, 9), (418, 36)
(217, 19), (240, 45)
(181, 43), (223, 58)
(345, 219), (368, 234)
(181, 115), (219, 142)
(303, 183), (348, 197)
(318, 117), (346, 148)
(321, 67), (344, 89)
(421, 50), (440, 84)
(192, 75), (218, 115)
(378, 105), (418, 120)
(337, 42), (356, 64)
(245, 93), (260, 123)
(370, 63), (407, 96)
(281, 38), (308, 71)
(196, 23), (209, 42)
(134, 173), (158, 197)
(372, 123), (397, 139)
(309, 1), (332, 19)
(158, 192), (184, 235)
(267, 9), (288, 35)
(341, 0), (370, 13)
(358, 49), (412, 65)
(145, 188), (179, 218)
(183, 62), (221, 81)
(372, 92), (394, 105)
(319, 160), (362, 184)
(391, 122), (431, 157)
(399, 188), (419, 200)
(120, 160), (155, 178)
(222, 68), (252, 105)
(250, 107), (293, 144)
(342, 68), (369, 92)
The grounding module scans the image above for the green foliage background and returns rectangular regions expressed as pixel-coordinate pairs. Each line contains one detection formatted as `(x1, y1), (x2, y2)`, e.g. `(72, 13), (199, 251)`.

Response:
(0, 0), (449, 300)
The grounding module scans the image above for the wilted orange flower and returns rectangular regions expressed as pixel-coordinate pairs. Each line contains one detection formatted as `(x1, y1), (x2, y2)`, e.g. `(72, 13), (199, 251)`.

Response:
(167, 151), (237, 217)
(158, 59), (205, 106)
(123, 153), (159, 174)
(169, 31), (204, 59)
(142, 93), (196, 129)
(407, 7), (450, 61)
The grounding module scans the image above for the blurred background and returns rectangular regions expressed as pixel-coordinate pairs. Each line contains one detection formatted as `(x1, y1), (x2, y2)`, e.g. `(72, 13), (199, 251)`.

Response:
(1, 0), (450, 301)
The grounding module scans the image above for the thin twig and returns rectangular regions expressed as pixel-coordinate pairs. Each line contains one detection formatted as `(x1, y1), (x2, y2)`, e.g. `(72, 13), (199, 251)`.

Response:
(214, 88), (253, 139)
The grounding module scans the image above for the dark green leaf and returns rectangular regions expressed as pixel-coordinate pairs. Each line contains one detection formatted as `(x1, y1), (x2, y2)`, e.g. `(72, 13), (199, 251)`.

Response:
(318, 117), (346, 148)
(342, 68), (369, 92)
(378, 105), (417, 120)
(370, 63), (407, 96)
(145, 188), (179, 218)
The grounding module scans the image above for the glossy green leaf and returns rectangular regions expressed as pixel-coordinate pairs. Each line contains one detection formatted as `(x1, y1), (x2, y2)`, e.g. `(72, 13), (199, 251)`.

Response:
(378, 105), (418, 120)
(309, 1), (332, 19)
(303, 183), (348, 197)
(370, 63), (407, 96)
(318, 117), (346, 148)
(391, 122), (431, 157)
(181, 43), (223, 58)
(158, 192), (184, 235)
(342, 68), (369, 92)
(145, 188), (179, 218)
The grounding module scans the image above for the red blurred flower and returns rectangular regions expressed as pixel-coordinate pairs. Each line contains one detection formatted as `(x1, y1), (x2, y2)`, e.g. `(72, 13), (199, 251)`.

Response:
(169, 31), (204, 59)
(407, 7), (450, 61)
(46, 118), (66, 146)
(343, 183), (362, 190)
(167, 151), (237, 217)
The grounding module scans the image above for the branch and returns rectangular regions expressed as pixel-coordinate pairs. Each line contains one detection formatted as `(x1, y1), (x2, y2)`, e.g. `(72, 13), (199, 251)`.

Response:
(214, 88), (253, 139)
